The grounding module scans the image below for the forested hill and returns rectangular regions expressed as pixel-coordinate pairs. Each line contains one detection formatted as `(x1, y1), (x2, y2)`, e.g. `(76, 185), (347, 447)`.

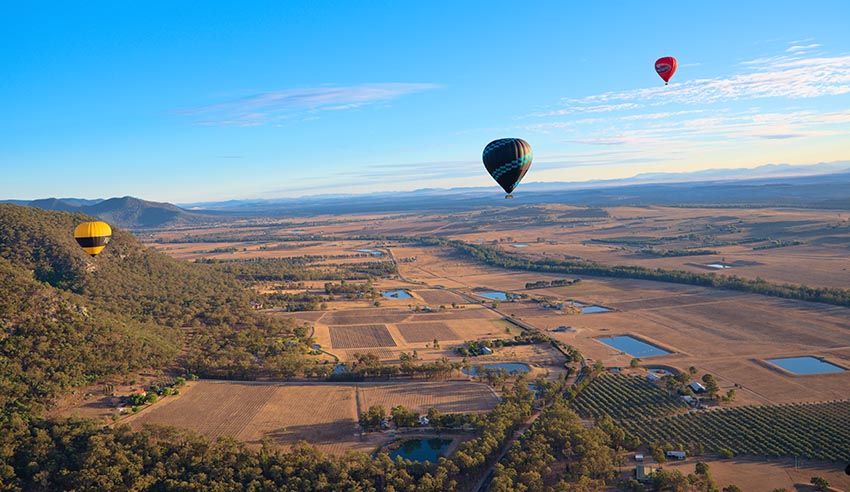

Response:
(0, 204), (273, 419)
(2, 196), (219, 229)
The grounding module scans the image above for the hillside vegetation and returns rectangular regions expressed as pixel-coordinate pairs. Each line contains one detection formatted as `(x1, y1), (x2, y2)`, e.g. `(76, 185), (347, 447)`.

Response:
(0, 204), (298, 419)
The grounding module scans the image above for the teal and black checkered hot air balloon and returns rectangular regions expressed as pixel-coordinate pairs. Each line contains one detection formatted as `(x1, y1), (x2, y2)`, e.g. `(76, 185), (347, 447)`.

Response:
(482, 138), (532, 198)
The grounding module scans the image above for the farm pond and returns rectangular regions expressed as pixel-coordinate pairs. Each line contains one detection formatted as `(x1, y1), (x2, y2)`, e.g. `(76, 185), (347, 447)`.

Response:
(477, 291), (508, 301)
(388, 438), (453, 463)
(381, 289), (412, 299)
(597, 335), (671, 358)
(462, 362), (531, 376)
(568, 301), (611, 314)
(766, 356), (846, 375)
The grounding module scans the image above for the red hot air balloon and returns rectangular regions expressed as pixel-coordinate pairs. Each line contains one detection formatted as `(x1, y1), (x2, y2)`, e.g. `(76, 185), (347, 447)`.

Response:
(655, 56), (678, 85)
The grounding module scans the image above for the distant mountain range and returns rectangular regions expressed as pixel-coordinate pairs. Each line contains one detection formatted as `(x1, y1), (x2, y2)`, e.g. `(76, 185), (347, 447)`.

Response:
(0, 196), (218, 229)
(5, 161), (850, 227)
(180, 161), (850, 215)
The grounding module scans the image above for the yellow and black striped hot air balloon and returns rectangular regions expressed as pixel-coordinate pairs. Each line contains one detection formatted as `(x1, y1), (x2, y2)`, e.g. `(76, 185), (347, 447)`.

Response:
(74, 221), (112, 256)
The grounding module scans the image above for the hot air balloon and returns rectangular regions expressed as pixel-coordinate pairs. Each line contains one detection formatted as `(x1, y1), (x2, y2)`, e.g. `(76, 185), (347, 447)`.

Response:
(482, 138), (533, 198)
(74, 221), (112, 257)
(655, 56), (678, 85)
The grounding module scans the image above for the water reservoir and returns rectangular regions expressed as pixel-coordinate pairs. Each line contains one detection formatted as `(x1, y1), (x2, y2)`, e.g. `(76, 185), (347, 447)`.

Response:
(598, 336), (670, 357)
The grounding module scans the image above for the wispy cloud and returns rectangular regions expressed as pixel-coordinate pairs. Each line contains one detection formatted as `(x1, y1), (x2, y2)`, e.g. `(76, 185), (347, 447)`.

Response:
(177, 83), (441, 126)
(532, 52), (850, 116)
(786, 43), (821, 53)
(528, 103), (640, 117)
(755, 133), (803, 139)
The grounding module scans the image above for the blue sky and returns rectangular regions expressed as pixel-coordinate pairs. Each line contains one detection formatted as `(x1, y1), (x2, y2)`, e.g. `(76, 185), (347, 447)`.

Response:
(2, 1), (850, 203)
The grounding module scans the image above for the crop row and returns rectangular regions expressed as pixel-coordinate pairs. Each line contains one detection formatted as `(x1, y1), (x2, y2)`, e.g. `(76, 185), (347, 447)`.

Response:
(621, 400), (850, 462)
(571, 374), (688, 420)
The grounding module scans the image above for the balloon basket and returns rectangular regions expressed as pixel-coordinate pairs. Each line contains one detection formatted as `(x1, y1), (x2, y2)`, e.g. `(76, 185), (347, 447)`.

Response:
(505, 194), (514, 199)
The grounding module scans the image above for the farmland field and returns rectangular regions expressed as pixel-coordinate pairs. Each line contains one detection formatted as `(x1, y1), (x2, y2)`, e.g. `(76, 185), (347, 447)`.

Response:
(123, 380), (498, 455)
(412, 289), (469, 305)
(329, 324), (397, 349)
(621, 399), (850, 462)
(572, 373), (688, 420)
(396, 322), (460, 343)
(321, 309), (411, 325)
(357, 382), (498, 415)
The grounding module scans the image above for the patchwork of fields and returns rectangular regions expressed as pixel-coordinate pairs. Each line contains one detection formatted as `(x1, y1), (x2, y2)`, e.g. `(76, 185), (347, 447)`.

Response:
(130, 209), (850, 485)
(125, 380), (498, 455)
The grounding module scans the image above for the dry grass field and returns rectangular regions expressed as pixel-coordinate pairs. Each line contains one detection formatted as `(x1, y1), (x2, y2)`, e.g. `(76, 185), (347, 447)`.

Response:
(534, 277), (850, 405)
(357, 382), (498, 415)
(411, 289), (468, 305)
(123, 380), (498, 455)
(662, 456), (850, 491)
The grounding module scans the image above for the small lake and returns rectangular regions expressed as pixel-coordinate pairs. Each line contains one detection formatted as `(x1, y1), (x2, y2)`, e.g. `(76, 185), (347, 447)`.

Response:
(463, 362), (531, 376)
(389, 438), (452, 463)
(598, 335), (671, 357)
(767, 356), (846, 375)
(382, 289), (412, 299)
(568, 301), (611, 314)
(478, 291), (508, 301)
(332, 364), (348, 375)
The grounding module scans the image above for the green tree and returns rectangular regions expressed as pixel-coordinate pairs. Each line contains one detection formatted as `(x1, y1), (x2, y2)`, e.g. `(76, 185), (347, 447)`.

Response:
(811, 477), (829, 492)
(359, 405), (386, 430)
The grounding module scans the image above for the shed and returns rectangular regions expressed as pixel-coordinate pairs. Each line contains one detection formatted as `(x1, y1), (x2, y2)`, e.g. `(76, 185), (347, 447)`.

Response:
(635, 465), (656, 482)
(666, 451), (687, 460)
(480, 347), (493, 355)
(634, 453), (644, 462)
(689, 382), (706, 393)
(647, 372), (660, 381)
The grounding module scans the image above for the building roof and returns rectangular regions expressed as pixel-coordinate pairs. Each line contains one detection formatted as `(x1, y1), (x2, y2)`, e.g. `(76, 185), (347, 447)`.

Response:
(689, 382), (706, 392)
(635, 465), (655, 480)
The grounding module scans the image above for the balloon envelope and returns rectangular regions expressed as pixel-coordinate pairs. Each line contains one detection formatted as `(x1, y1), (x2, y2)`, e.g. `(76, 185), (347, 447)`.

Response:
(74, 221), (112, 256)
(655, 56), (678, 84)
(482, 138), (533, 195)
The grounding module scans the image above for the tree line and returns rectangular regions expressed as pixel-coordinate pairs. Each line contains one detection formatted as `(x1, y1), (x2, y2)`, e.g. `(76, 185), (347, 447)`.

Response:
(412, 236), (850, 307)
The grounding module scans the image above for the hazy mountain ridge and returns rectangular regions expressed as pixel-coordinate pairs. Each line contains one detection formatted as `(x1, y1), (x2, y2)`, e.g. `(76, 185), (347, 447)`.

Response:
(183, 166), (850, 216)
(6, 162), (850, 223)
(1, 195), (218, 229)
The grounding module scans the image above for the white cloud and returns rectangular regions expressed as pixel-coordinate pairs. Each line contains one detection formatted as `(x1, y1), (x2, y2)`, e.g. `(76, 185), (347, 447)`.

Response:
(177, 83), (441, 126)
(532, 53), (850, 115)
(786, 43), (821, 53)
